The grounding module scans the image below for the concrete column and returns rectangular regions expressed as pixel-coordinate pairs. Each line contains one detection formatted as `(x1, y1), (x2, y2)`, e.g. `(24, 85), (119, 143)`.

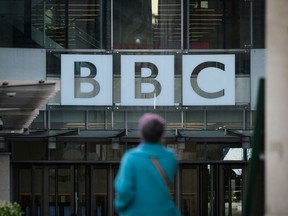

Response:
(0, 153), (10, 201)
(266, 1), (288, 216)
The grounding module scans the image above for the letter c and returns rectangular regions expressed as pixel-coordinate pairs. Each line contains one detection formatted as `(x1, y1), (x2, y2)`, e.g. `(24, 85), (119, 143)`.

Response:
(190, 61), (225, 99)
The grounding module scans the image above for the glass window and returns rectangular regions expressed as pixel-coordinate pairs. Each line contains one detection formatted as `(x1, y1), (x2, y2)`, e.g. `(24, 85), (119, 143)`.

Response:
(166, 111), (182, 129)
(68, 0), (109, 49)
(185, 110), (205, 130)
(168, 142), (243, 161)
(44, 0), (108, 49)
(0, 0), (42, 48)
(50, 110), (85, 129)
(113, 0), (181, 49)
(50, 142), (85, 160)
(13, 141), (47, 160)
(44, 0), (66, 48)
(206, 143), (242, 160)
(253, 0), (265, 48)
(46, 51), (61, 76)
(30, 110), (45, 129)
(188, 0), (251, 49)
(88, 111), (105, 129)
(87, 142), (125, 161)
(207, 110), (243, 130)
(127, 111), (146, 129)
(113, 111), (125, 129)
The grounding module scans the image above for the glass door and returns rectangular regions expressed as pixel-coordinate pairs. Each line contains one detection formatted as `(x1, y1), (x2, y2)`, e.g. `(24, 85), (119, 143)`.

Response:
(48, 167), (73, 216)
(180, 166), (199, 216)
(91, 167), (108, 216)
(219, 165), (245, 216)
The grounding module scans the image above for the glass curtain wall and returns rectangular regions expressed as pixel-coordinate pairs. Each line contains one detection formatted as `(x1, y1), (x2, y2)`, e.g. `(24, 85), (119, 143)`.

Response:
(113, 0), (181, 49)
(187, 0), (251, 49)
(0, 0), (265, 49)
(0, 0), (109, 49)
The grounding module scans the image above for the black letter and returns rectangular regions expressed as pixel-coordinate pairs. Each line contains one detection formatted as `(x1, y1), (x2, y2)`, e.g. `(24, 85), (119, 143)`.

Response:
(191, 62), (225, 99)
(135, 62), (162, 98)
(74, 62), (100, 98)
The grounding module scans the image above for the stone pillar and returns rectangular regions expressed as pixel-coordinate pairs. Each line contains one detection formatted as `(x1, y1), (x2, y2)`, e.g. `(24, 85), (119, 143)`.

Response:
(266, 0), (288, 216)
(0, 153), (10, 201)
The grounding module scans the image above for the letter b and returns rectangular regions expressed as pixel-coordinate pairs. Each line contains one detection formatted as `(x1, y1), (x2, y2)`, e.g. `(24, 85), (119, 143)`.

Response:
(74, 62), (100, 98)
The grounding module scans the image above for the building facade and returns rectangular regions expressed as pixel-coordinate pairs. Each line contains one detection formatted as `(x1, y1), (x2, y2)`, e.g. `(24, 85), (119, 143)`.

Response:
(0, 0), (265, 216)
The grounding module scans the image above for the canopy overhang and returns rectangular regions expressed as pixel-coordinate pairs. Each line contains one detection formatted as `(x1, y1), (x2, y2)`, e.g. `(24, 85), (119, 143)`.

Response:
(0, 80), (59, 134)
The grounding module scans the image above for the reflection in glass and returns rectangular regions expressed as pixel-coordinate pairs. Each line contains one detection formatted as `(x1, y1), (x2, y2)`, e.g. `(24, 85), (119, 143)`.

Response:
(50, 142), (85, 161)
(207, 143), (242, 160)
(44, 0), (66, 48)
(87, 142), (124, 161)
(92, 169), (108, 216)
(169, 142), (243, 161)
(68, 0), (108, 49)
(207, 110), (243, 130)
(50, 110), (85, 129)
(168, 143), (197, 161)
(185, 111), (205, 130)
(223, 167), (243, 216)
(223, 148), (244, 161)
(188, 0), (250, 49)
(44, 0), (107, 49)
(113, 0), (181, 49)
(88, 111), (106, 129)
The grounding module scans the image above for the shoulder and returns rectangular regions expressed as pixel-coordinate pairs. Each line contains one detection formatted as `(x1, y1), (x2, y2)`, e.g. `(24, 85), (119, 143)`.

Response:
(164, 147), (177, 157)
(120, 147), (140, 163)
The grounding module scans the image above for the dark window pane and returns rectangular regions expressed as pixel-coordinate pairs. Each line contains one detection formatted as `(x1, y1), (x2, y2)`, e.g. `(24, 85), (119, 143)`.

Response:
(0, 0), (42, 48)
(44, 0), (66, 48)
(88, 111), (105, 129)
(50, 142), (85, 160)
(13, 141), (47, 160)
(44, 0), (108, 49)
(207, 110), (243, 130)
(113, 0), (181, 49)
(30, 110), (45, 129)
(253, 0), (265, 48)
(188, 0), (251, 49)
(68, 0), (109, 49)
(50, 110), (85, 129)
(87, 142), (124, 161)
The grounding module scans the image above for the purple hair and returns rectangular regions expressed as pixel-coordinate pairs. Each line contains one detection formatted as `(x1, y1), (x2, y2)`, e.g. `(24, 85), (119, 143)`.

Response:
(139, 113), (165, 143)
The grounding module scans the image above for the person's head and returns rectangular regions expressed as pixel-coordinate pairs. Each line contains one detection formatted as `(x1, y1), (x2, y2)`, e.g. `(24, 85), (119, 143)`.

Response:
(139, 113), (165, 143)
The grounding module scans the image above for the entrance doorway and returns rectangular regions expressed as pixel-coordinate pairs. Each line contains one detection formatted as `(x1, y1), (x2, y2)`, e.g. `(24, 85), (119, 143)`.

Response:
(14, 164), (116, 216)
(179, 163), (246, 216)
(13, 163), (246, 216)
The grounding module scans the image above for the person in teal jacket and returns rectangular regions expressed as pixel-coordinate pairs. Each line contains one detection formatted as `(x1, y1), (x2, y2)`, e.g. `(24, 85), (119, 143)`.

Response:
(114, 113), (181, 216)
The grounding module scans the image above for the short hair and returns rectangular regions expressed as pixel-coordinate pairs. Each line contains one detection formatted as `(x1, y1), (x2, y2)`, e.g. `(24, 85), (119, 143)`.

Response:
(139, 113), (165, 143)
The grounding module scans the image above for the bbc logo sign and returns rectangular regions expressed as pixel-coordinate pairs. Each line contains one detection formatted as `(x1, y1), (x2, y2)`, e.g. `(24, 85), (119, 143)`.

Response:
(61, 54), (235, 106)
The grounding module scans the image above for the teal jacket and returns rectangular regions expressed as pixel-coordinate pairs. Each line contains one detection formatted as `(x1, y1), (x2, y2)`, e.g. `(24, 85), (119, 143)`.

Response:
(114, 143), (181, 216)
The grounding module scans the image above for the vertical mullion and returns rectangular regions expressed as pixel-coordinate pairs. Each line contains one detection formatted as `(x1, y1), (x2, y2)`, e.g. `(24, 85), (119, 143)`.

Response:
(31, 167), (35, 216)
(43, 167), (49, 216)
(250, 0), (253, 47)
(181, 0), (184, 50)
(85, 110), (89, 130)
(108, 166), (113, 216)
(110, 0), (113, 50)
(65, 0), (69, 49)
